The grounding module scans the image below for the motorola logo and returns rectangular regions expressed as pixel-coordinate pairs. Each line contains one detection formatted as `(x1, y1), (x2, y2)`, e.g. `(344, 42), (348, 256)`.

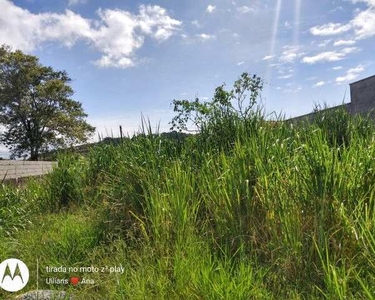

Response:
(0, 258), (29, 292)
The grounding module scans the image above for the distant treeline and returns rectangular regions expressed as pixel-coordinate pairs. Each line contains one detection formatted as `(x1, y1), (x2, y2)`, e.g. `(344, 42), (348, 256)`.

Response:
(40, 131), (192, 161)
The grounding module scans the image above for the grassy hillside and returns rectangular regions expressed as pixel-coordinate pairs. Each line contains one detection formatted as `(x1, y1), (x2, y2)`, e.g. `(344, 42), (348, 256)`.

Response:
(1, 108), (375, 299)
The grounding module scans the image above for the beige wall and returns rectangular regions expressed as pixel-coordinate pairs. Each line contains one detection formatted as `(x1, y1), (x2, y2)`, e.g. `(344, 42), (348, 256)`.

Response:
(0, 161), (57, 180)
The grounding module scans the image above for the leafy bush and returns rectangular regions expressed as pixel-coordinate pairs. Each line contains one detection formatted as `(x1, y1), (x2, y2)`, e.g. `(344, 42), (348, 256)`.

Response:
(171, 72), (263, 152)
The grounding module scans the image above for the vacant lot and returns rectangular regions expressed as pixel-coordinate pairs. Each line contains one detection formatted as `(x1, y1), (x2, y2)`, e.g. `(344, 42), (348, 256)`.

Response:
(1, 110), (375, 299)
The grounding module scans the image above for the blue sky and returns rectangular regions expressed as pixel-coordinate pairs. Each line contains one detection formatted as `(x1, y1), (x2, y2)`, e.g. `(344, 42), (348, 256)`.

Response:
(0, 0), (375, 155)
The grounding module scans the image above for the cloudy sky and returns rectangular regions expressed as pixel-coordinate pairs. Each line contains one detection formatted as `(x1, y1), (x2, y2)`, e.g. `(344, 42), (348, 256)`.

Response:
(0, 0), (375, 154)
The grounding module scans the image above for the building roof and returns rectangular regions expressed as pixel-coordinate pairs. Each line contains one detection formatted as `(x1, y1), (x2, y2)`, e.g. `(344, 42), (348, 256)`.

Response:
(349, 74), (375, 85)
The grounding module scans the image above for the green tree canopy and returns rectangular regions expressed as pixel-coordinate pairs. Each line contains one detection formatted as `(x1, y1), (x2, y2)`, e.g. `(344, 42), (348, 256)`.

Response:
(170, 72), (263, 132)
(0, 45), (95, 160)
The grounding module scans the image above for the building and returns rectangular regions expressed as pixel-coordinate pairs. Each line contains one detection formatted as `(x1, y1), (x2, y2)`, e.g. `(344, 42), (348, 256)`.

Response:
(289, 74), (375, 122)
(348, 74), (375, 117)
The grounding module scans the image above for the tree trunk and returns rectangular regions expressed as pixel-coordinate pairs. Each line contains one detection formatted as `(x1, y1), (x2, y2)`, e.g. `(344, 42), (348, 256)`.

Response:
(30, 147), (39, 161)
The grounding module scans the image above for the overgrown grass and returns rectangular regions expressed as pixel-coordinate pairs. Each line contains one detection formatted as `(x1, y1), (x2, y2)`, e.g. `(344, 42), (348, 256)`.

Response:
(1, 109), (375, 299)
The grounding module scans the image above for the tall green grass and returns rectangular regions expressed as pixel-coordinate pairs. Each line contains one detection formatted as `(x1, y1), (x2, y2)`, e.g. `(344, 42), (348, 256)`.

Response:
(1, 109), (375, 299)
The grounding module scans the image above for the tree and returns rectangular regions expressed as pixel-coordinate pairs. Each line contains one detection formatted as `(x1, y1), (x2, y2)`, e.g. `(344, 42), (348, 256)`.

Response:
(170, 72), (263, 132)
(0, 45), (95, 160)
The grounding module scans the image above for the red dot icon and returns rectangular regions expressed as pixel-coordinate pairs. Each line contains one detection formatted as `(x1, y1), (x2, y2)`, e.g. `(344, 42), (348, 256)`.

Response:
(70, 277), (80, 286)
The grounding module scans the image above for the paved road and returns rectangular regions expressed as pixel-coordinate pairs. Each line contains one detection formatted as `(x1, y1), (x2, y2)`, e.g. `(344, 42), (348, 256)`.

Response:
(0, 161), (57, 180)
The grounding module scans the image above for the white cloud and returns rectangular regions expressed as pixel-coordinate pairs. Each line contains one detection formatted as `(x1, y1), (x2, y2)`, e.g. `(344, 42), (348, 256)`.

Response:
(237, 61), (245, 66)
(302, 52), (343, 64)
(262, 55), (274, 60)
(68, 0), (87, 6)
(330, 6), (345, 13)
(313, 81), (325, 87)
(232, 32), (240, 39)
(279, 46), (303, 63)
(301, 47), (360, 64)
(335, 64), (365, 84)
(351, 0), (375, 6)
(279, 74), (293, 79)
(0, 2), (92, 51)
(348, 65), (366, 73)
(0, 0), (182, 68)
(283, 86), (302, 93)
(341, 47), (360, 54)
(334, 39), (356, 46)
(351, 8), (375, 39)
(141, 6), (181, 41)
(310, 23), (352, 36)
(237, 6), (254, 13)
(284, 21), (292, 29)
(310, 1), (375, 41)
(94, 56), (135, 69)
(197, 33), (215, 41)
(191, 20), (200, 28)
(206, 5), (216, 13)
(332, 66), (343, 70)
(318, 39), (331, 47)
